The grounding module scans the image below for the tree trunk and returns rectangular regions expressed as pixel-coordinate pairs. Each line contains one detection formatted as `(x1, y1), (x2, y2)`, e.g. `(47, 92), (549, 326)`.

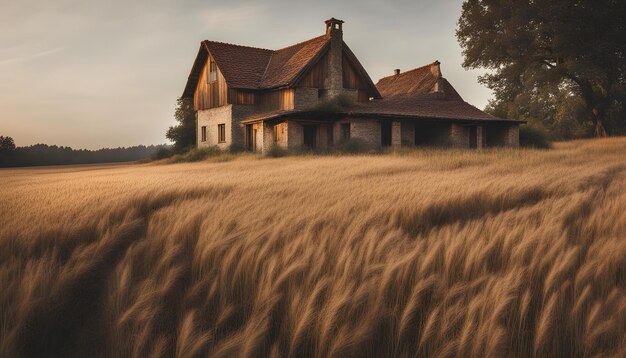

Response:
(574, 79), (610, 138)
(595, 119), (608, 137)
(592, 108), (608, 137)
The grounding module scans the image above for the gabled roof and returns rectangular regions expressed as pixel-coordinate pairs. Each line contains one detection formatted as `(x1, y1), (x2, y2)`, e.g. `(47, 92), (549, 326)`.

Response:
(376, 61), (446, 98)
(260, 35), (330, 88)
(183, 35), (331, 96)
(182, 34), (381, 98)
(204, 41), (273, 89)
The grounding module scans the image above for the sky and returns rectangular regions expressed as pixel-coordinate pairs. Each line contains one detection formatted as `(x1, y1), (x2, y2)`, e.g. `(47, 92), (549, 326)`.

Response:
(0, 0), (492, 149)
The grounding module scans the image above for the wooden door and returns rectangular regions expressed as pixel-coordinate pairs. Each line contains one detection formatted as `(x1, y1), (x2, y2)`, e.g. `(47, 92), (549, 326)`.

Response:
(303, 125), (317, 149)
(245, 124), (253, 151)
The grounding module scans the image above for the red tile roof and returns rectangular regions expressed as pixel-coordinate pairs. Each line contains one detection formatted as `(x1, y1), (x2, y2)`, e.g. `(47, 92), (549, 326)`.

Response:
(364, 61), (520, 122)
(183, 35), (331, 95)
(260, 35), (329, 88)
(238, 61), (522, 124)
(204, 41), (273, 89)
(376, 62), (441, 98)
(348, 95), (501, 121)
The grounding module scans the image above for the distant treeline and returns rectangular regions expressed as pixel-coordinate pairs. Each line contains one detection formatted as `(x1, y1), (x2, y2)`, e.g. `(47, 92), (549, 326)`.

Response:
(0, 138), (168, 167)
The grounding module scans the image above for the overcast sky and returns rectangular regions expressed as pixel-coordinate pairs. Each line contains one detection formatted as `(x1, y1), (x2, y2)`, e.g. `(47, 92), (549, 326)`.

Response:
(0, 0), (491, 149)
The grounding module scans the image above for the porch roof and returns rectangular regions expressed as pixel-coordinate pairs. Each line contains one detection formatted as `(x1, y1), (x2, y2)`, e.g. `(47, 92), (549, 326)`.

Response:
(239, 103), (525, 125)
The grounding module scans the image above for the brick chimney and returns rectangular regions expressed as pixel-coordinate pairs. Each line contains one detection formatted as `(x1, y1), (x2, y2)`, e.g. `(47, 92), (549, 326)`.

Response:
(324, 18), (344, 98)
(430, 61), (445, 98)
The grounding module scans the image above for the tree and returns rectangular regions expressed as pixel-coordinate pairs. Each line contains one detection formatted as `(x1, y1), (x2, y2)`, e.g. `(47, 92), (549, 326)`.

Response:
(0, 136), (16, 166)
(457, 0), (626, 137)
(485, 82), (595, 140)
(166, 97), (196, 153)
(0, 136), (15, 151)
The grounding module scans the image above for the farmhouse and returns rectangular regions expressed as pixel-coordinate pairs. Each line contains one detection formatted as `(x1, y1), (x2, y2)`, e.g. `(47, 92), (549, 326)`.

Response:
(182, 18), (522, 152)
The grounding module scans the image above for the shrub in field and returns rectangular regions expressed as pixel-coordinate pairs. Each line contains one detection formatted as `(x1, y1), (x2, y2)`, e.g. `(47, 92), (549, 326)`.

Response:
(337, 138), (368, 154)
(266, 144), (288, 158)
(152, 146), (174, 160)
(520, 125), (551, 149)
(166, 146), (227, 163)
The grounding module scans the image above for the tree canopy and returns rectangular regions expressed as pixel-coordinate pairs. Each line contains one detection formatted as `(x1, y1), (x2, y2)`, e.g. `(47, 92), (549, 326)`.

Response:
(166, 97), (196, 153)
(0, 136), (15, 151)
(457, 0), (626, 137)
(0, 138), (167, 168)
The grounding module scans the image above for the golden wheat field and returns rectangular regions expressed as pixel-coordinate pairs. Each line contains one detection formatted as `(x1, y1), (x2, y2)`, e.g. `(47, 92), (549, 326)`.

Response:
(1, 138), (626, 357)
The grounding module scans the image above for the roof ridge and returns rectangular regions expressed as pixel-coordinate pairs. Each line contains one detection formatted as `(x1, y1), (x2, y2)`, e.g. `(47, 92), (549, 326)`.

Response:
(260, 52), (274, 84)
(273, 34), (327, 52)
(378, 61), (440, 82)
(204, 40), (274, 53)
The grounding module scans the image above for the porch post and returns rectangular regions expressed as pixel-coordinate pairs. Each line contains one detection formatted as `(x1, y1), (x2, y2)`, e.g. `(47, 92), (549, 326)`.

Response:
(477, 126), (484, 150)
(262, 121), (274, 153)
(392, 121), (401, 149)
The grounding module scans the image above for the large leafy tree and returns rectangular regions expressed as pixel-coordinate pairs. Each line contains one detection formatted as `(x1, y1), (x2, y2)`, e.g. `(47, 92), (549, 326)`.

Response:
(457, 0), (626, 136)
(166, 97), (196, 152)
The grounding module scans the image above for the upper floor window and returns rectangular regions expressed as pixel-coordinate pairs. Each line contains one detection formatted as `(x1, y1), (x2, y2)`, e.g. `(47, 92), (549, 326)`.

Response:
(209, 60), (217, 83)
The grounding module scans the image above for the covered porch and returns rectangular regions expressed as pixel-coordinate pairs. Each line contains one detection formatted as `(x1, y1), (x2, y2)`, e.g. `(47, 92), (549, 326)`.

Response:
(241, 112), (520, 152)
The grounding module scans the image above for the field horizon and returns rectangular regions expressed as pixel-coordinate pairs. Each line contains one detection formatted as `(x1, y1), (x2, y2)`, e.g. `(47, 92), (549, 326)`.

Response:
(1, 138), (626, 357)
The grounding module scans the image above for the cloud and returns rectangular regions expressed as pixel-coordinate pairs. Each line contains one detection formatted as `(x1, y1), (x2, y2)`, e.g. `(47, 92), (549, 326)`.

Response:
(0, 47), (64, 66)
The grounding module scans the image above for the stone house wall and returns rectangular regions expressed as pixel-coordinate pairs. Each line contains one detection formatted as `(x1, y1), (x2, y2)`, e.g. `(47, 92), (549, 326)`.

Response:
(197, 105), (232, 150)
(351, 118), (381, 150)
(506, 124), (520, 147)
(401, 122), (416, 146)
(450, 123), (469, 148)
(232, 105), (262, 151)
(287, 121), (304, 150)
(485, 123), (520, 148)
(294, 88), (320, 110)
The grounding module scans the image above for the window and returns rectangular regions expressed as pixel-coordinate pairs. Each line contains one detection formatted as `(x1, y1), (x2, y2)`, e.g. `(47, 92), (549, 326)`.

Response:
(218, 124), (226, 143)
(201, 126), (207, 142)
(341, 123), (350, 140)
(209, 60), (217, 83)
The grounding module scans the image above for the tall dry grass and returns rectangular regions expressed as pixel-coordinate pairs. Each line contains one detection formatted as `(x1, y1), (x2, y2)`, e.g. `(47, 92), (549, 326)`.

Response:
(1, 138), (626, 357)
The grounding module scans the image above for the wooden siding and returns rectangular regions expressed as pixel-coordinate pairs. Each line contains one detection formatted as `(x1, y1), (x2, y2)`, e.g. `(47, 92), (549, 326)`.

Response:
(194, 54), (228, 110)
(343, 54), (372, 103)
(228, 89), (256, 105)
(296, 52), (328, 88)
(258, 89), (295, 111)
(357, 90), (370, 103)
(343, 54), (368, 90)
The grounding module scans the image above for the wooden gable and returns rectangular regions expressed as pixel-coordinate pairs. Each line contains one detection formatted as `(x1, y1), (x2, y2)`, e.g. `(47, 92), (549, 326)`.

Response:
(293, 47), (379, 102)
(343, 53), (372, 102)
(194, 53), (228, 110)
(295, 52), (328, 89)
